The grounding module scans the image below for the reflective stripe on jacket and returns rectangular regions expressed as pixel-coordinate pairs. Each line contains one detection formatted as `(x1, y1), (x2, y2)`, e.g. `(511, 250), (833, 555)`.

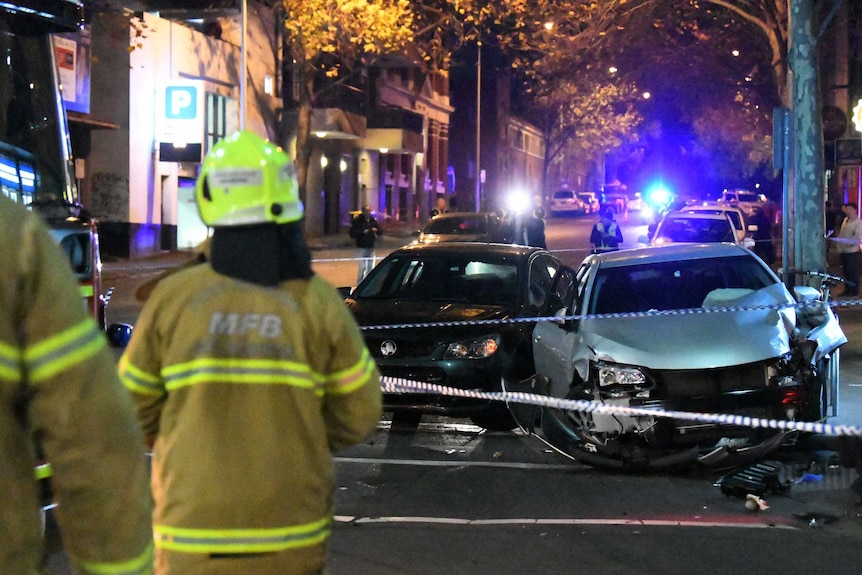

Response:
(595, 222), (618, 244)
(119, 264), (382, 561)
(0, 198), (153, 575)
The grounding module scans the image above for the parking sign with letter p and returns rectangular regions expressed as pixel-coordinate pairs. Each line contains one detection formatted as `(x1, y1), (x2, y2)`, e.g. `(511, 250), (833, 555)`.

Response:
(166, 86), (196, 119)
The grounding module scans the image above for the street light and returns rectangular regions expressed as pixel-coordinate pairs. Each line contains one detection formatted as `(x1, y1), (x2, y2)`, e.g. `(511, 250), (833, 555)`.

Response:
(240, 0), (247, 129)
(475, 40), (482, 213)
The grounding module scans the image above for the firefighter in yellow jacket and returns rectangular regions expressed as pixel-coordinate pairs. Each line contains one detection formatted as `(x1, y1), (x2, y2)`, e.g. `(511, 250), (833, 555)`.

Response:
(119, 131), (382, 575)
(0, 196), (153, 574)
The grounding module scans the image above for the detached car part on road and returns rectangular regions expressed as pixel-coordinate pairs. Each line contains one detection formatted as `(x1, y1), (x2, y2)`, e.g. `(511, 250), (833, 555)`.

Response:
(507, 243), (846, 470)
(344, 242), (562, 430)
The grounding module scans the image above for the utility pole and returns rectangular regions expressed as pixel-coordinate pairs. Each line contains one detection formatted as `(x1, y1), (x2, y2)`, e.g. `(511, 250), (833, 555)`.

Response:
(240, 0), (247, 130)
(475, 41), (482, 213)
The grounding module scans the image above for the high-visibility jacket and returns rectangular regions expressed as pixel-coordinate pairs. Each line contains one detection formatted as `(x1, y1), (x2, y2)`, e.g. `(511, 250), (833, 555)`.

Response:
(119, 263), (381, 573)
(0, 197), (153, 575)
(590, 221), (622, 250)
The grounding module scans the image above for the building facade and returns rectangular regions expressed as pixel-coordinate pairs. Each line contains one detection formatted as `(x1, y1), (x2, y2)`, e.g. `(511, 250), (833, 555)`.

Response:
(69, 1), (452, 258)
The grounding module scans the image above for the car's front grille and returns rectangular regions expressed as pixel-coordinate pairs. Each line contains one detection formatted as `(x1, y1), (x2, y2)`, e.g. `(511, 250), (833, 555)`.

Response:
(656, 363), (769, 398)
(364, 335), (440, 359)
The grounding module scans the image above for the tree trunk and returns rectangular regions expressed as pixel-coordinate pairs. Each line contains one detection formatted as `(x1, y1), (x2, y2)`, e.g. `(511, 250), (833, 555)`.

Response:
(790, 0), (826, 275)
(294, 69), (314, 210)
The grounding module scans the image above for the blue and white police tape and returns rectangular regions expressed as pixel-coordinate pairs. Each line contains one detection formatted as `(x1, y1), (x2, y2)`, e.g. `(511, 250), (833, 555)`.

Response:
(381, 376), (862, 437)
(361, 297), (859, 331)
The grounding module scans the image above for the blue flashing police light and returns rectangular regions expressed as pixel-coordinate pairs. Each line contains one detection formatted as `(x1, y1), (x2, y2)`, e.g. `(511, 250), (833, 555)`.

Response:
(644, 182), (673, 208)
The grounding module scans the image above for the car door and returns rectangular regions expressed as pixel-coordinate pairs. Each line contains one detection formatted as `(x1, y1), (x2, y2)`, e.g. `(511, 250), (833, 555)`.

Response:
(525, 252), (561, 311)
(503, 254), (566, 431)
(531, 263), (589, 400)
(724, 210), (746, 242)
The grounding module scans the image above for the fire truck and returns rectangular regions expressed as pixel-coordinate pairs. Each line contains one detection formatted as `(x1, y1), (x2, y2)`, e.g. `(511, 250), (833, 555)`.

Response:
(0, 0), (118, 334)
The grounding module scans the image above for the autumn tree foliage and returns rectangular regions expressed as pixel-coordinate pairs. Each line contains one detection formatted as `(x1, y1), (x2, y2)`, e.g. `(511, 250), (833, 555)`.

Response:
(280, 0), (417, 205)
(278, 0), (648, 206)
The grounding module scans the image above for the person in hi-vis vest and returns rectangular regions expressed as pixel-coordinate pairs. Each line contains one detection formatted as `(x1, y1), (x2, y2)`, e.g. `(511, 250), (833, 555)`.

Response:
(590, 209), (624, 254)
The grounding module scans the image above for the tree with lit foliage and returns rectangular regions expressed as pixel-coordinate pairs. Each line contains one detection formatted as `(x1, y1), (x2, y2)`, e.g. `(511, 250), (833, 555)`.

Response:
(517, 70), (643, 196)
(280, 0), (416, 206)
(278, 0), (654, 209)
(568, 0), (785, 190)
(279, 0), (539, 207)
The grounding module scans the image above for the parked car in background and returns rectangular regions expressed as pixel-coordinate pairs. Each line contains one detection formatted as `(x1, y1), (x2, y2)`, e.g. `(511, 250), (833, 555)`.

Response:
(507, 243), (846, 470)
(678, 202), (751, 245)
(647, 211), (753, 248)
(718, 188), (768, 218)
(414, 212), (507, 244)
(625, 192), (654, 223)
(549, 189), (587, 217)
(626, 193), (646, 213)
(577, 192), (601, 215)
(344, 242), (563, 430)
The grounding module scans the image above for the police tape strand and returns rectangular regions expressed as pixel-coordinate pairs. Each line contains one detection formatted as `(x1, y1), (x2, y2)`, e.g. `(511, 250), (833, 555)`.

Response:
(380, 376), (862, 438)
(360, 296), (862, 331)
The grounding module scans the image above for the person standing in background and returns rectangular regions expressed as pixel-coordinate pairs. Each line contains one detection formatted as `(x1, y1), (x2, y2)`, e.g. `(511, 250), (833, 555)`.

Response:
(829, 202), (862, 297)
(750, 206), (776, 266)
(590, 209), (623, 254)
(429, 196), (448, 218)
(350, 204), (383, 283)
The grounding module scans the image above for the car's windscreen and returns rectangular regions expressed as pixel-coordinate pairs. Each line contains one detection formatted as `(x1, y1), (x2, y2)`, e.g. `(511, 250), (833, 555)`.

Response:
(589, 255), (776, 314)
(553, 191), (574, 200)
(655, 217), (735, 243)
(355, 254), (519, 305)
(683, 209), (744, 230)
(425, 217), (487, 234)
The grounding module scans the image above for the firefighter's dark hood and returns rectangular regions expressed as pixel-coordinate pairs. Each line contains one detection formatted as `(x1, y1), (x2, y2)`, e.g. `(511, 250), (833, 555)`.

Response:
(210, 221), (313, 286)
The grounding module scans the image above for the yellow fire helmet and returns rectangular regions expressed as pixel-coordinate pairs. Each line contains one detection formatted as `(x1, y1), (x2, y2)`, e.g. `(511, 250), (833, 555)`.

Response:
(195, 131), (303, 227)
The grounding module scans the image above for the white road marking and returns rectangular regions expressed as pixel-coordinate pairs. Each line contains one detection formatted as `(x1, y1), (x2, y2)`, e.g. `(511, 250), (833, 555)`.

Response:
(334, 456), (573, 470)
(332, 515), (796, 529)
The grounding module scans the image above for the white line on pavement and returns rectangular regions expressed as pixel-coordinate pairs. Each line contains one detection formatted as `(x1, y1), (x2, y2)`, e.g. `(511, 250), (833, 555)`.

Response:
(332, 515), (797, 530)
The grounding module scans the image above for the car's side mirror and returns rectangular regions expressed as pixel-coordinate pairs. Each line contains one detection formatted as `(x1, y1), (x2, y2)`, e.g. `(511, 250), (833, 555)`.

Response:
(637, 234), (649, 245)
(553, 307), (569, 325)
(337, 286), (353, 299)
(106, 323), (133, 348)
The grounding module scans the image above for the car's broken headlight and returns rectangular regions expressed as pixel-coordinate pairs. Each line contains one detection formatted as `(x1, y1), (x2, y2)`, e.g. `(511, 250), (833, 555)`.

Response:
(593, 361), (654, 395)
(444, 334), (500, 359)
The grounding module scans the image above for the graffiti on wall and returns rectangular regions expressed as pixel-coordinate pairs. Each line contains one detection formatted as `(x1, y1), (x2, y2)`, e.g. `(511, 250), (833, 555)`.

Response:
(91, 172), (128, 221)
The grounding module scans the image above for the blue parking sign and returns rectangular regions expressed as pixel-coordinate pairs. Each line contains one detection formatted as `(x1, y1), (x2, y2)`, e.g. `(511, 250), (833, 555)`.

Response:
(165, 86), (197, 120)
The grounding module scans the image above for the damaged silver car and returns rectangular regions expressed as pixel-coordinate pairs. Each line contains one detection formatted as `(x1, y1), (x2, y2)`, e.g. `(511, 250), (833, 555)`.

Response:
(507, 243), (847, 471)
